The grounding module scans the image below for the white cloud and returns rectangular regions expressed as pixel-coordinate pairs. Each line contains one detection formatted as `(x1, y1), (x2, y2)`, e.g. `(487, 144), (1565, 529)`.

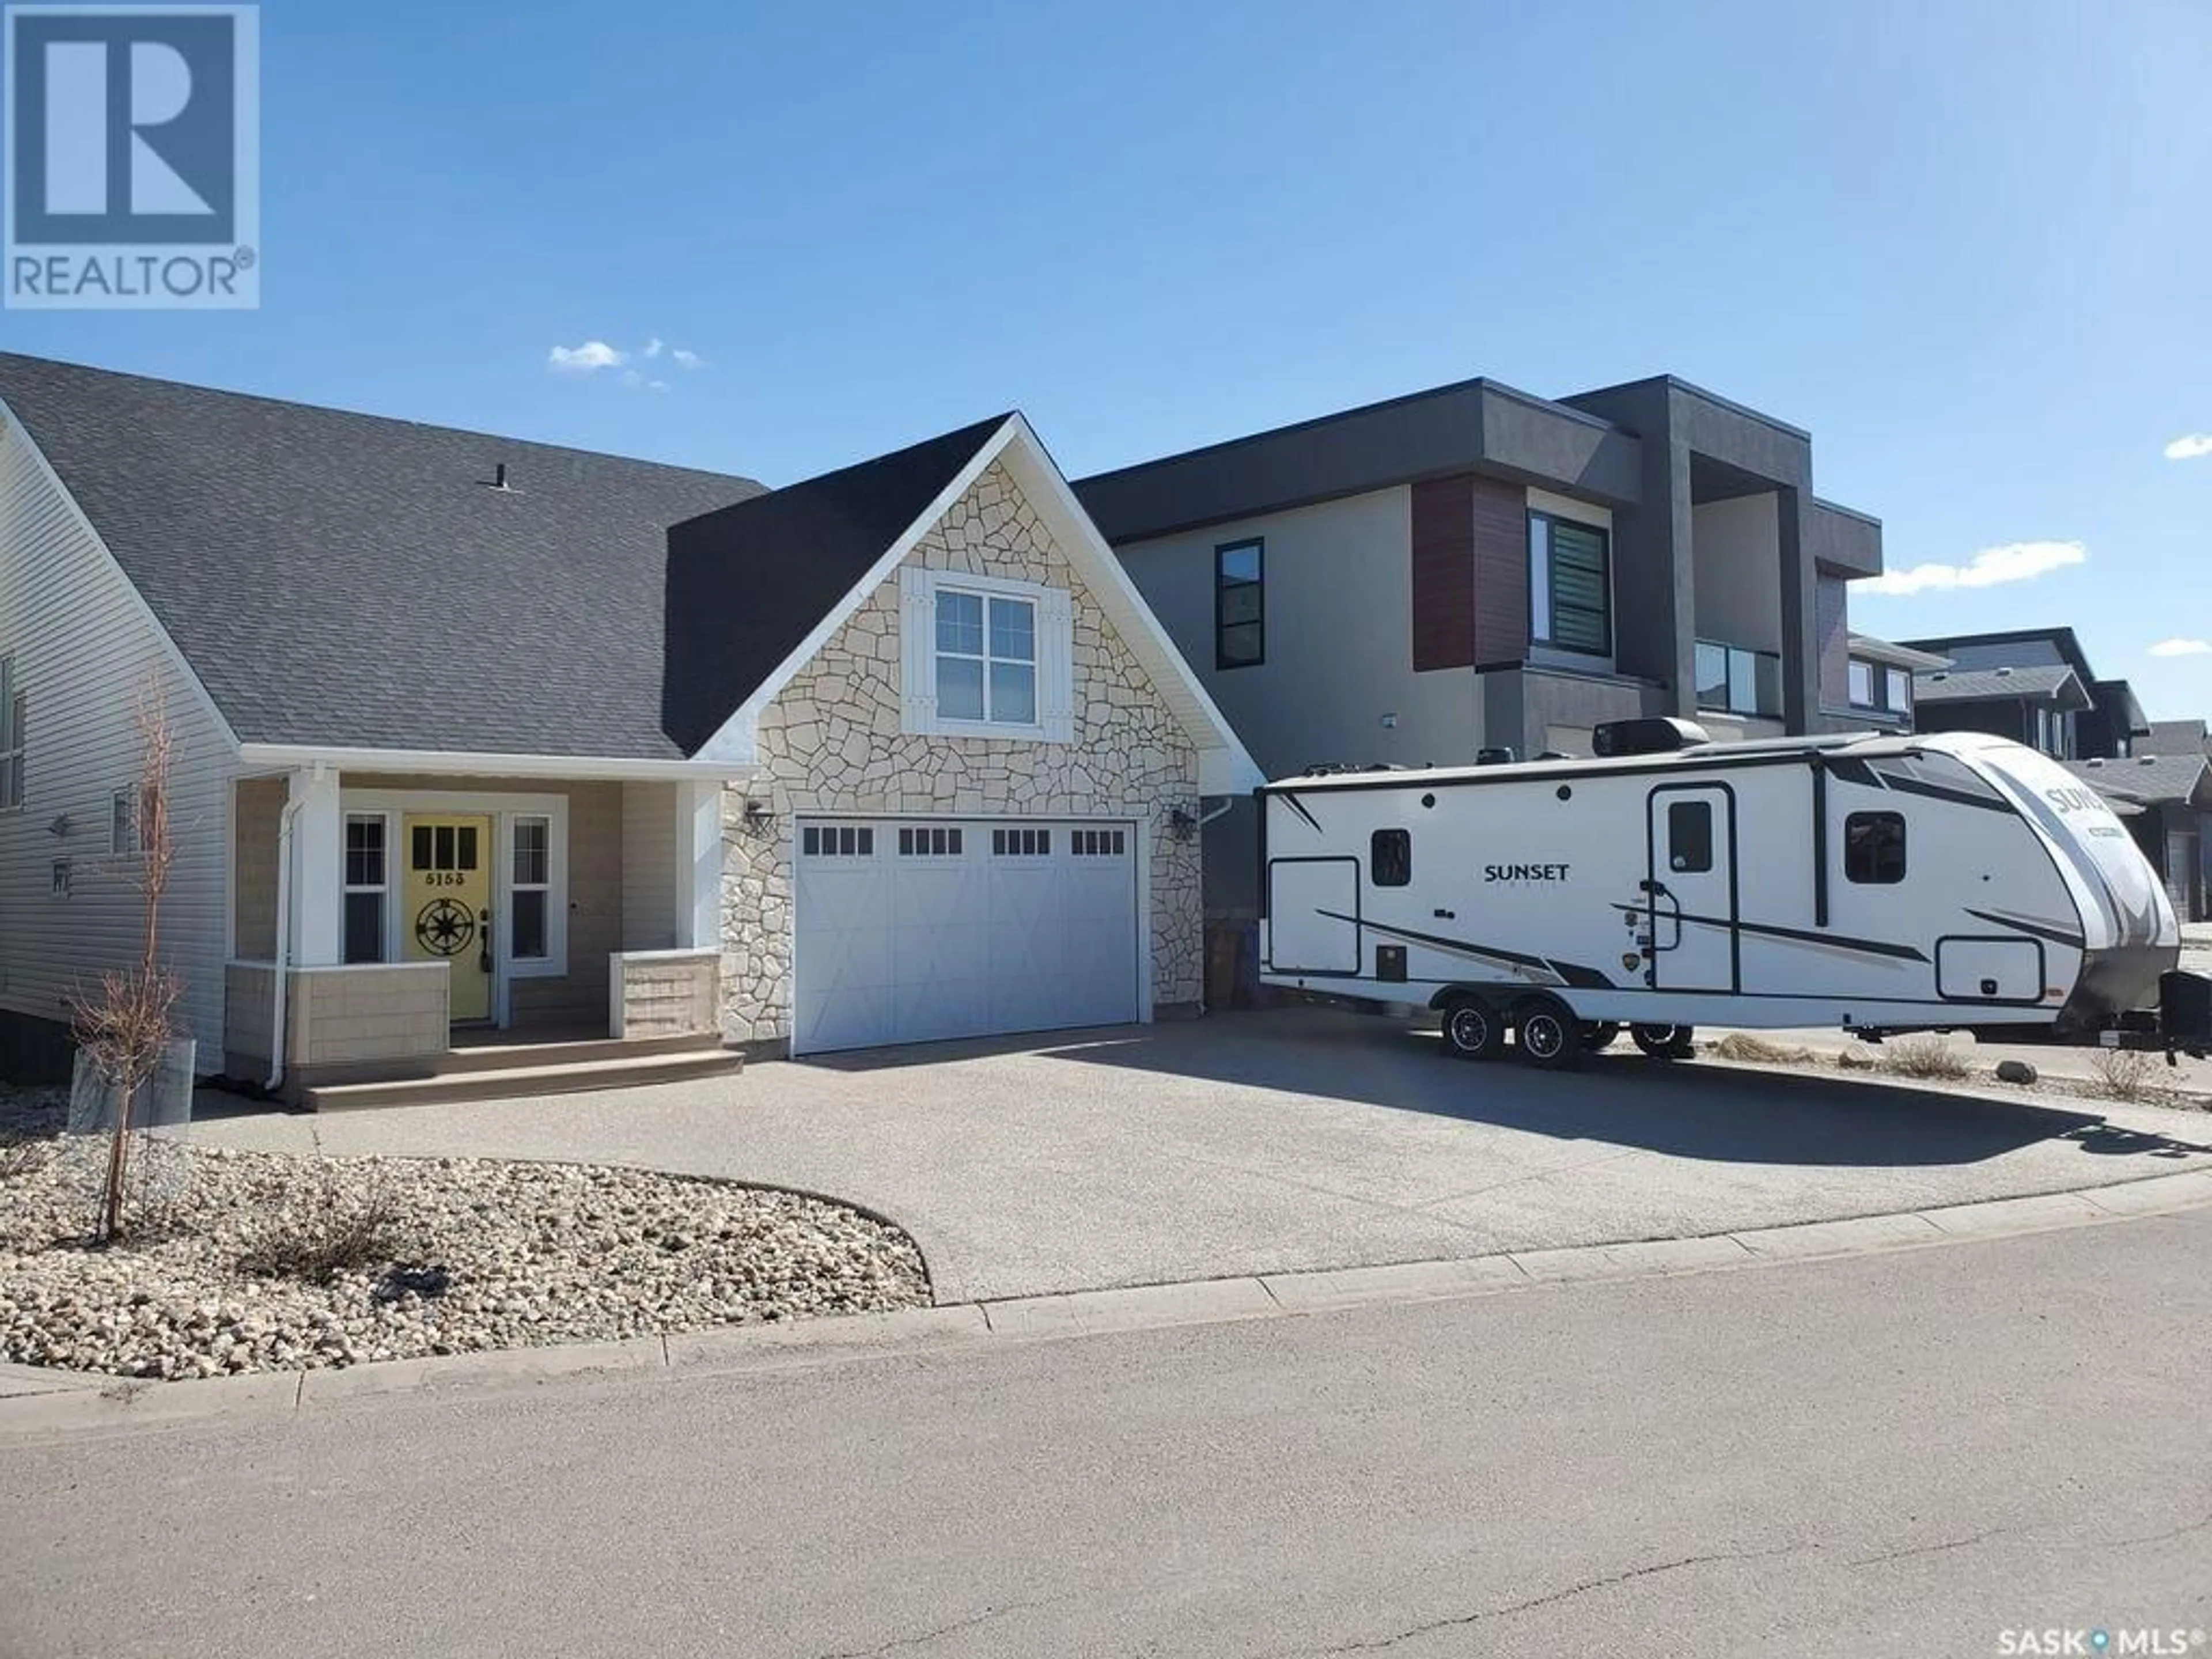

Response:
(1855, 539), (2086, 597)
(2149, 637), (2212, 657)
(547, 339), (627, 374)
(548, 336), (702, 385)
(2163, 433), (2212, 460)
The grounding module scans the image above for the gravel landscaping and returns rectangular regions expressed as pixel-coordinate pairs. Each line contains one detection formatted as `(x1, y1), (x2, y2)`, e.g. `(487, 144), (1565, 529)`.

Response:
(0, 1088), (930, 1381)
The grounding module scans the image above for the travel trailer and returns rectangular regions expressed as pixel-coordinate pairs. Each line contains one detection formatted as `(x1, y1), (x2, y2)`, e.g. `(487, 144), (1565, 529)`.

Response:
(1257, 721), (2208, 1067)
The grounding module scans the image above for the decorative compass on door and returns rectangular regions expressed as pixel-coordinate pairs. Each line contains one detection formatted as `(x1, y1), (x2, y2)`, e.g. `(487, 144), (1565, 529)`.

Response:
(414, 897), (478, 956)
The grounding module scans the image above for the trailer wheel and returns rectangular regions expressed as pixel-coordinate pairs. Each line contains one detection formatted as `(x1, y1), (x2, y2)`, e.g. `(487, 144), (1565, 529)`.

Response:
(1514, 998), (1582, 1070)
(1583, 1021), (1621, 1053)
(1631, 1024), (1696, 1060)
(1440, 998), (1505, 1062)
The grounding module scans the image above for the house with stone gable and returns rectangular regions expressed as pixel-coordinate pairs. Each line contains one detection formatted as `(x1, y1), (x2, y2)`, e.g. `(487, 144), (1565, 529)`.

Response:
(0, 354), (1259, 1103)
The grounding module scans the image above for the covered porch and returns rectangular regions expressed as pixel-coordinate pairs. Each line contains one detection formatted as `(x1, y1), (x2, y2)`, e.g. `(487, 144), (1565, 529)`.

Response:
(223, 755), (737, 1103)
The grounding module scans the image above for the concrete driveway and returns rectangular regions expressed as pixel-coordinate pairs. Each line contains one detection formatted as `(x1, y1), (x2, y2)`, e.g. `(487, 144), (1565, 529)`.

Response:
(196, 1009), (2212, 1303)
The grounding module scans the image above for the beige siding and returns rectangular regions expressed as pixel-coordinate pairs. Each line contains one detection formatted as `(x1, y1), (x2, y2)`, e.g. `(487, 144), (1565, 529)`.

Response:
(513, 779), (618, 1029)
(224, 961), (276, 1077)
(226, 960), (448, 1090)
(620, 779), (678, 949)
(611, 950), (718, 1038)
(0, 415), (237, 1072)
(233, 775), (282, 960)
(294, 963), (449, 1066)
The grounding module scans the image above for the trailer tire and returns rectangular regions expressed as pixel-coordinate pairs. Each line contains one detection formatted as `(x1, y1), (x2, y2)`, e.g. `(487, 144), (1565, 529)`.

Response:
(1583, 1021), (1621, 1053)
(1514, 997), (1582, 1070)
(1631, 1023), (1696, 1060)
(1440, 998), (1505, 1062)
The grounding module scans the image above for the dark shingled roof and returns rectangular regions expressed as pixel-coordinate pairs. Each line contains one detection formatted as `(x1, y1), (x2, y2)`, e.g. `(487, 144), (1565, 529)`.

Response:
(662, 415), (1010, 755)
(1912, 663), (2086, 707)
(0, 353), (768, 759)
(2065, 753), (2212, 807)
(2144, 718), (2210, 757)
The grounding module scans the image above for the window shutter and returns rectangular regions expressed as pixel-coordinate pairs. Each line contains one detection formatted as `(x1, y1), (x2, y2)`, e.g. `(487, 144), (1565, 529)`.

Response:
(1039, 588), (1075, 743)
(899, 565), (934, 733)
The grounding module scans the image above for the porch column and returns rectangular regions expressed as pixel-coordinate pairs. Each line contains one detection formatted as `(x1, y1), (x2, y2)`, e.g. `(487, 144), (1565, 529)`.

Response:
(673, 779), (725, 949)
(287, 765), (343, 967)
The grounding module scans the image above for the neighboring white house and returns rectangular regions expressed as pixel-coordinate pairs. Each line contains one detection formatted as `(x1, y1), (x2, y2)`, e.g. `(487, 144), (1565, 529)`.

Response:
(0, 355), (1259, 1098)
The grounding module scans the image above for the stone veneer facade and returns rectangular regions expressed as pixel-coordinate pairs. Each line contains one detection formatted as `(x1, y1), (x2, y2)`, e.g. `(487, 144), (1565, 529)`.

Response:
(719, 460), (1203, 1047)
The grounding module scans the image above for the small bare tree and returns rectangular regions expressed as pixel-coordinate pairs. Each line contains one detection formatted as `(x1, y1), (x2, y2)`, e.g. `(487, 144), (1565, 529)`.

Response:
(2089, 1045), (2158, 1104)
(69, 680), (180, 1243)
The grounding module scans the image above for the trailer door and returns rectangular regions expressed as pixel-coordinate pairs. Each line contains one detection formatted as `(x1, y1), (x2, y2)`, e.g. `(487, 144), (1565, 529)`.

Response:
(1646, 785), (1737, 993)
(1267, 857), (1361, 975)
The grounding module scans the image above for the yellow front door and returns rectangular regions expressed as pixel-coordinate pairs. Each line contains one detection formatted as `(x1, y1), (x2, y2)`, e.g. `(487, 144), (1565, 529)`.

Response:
(403, 814), (494, 1023)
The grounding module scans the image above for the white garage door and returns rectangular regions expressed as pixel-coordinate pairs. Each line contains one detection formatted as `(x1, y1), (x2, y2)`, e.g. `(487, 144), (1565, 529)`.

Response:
(791, 819), (1141, 1055)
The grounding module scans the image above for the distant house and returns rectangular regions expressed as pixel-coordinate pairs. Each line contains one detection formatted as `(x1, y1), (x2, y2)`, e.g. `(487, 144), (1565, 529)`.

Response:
(0, 355), (1258, 1094)
(1843, 633), (1948, 732)
(2069, 719), (2212, 922)
(1903, 627), (2148, 762)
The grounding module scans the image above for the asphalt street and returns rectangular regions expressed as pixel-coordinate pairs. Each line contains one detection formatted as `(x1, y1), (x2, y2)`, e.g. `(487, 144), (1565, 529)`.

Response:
(5, 1210), (2207, 1659)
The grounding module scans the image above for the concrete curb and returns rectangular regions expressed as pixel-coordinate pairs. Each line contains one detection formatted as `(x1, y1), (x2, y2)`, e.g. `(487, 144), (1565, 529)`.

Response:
(6, 1166), (2209, 1441)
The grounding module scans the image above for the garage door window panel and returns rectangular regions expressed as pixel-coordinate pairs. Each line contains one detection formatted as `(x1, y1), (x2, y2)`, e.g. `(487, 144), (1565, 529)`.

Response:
(803, 825), (875, 857)
(898, 827), (964, 857)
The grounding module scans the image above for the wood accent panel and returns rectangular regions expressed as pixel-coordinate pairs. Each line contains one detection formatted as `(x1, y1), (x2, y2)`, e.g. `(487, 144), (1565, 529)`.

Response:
(1470, 474), (1531, 663)
(1410, 476), (1475, 671)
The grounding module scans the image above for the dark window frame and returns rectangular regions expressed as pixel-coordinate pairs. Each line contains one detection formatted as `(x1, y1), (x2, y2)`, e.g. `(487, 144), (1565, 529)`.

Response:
(1527, 510), (1612, 658)
(1215, 538), (1264, 670)
(1696, 639), (1784, 718)
(1370, 828), (1412, 887)
(1843, 810), (1907, 885)
(1666, 800), (1714, 873)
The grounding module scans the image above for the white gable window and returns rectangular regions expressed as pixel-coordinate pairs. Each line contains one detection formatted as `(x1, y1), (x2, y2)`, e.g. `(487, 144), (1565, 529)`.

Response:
(899, 567), (1073, 741)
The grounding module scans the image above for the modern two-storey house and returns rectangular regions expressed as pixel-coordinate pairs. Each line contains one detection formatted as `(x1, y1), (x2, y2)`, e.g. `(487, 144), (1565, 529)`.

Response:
(1074, 373), (1895, 928)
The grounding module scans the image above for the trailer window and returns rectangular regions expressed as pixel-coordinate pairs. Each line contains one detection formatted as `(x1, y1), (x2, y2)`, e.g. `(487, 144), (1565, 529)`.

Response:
(1666, 801), (1713, 873)
(1844, 812), (1907, 884)
(1370, 828), (1411, 887)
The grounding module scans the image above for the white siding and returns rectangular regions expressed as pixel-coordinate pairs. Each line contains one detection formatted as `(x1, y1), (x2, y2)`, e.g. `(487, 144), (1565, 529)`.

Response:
(620, 779), (677, 950)
(0, 415), (237, 1073)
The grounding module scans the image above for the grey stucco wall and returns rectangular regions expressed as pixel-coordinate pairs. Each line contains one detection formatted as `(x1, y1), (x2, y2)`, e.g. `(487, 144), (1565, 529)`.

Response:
(1115, 487), (1482, 781)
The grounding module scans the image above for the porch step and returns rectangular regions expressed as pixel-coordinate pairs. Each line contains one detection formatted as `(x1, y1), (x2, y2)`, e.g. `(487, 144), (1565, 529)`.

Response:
(301, 1046), (743, 1112)
(433, 1032), (726, 1075)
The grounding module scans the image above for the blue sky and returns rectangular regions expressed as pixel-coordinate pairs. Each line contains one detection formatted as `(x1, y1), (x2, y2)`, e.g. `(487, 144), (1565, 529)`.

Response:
(7, 0), (2210, 718)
